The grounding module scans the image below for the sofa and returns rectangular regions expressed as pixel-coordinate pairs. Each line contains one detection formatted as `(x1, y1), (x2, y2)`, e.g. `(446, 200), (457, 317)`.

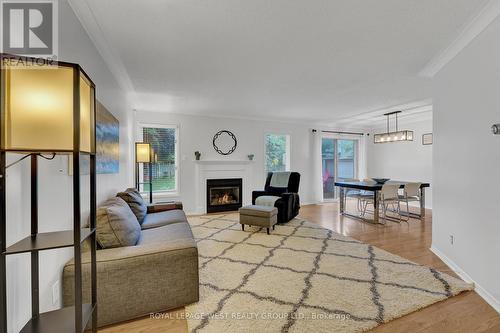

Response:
(252, 172), (301, 224)
(62, 189), (199, 327)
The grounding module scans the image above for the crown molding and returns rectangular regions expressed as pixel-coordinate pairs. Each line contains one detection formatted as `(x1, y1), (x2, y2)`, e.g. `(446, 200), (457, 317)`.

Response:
(326, 99), (432, 128)
(419, 0), (500, 78)
(365, 111), (433, 130)
(68, 0), (137, 105)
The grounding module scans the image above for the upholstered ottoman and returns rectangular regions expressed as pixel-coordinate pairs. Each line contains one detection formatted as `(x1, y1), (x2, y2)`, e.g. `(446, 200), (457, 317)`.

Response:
(239, 205), (278, 234)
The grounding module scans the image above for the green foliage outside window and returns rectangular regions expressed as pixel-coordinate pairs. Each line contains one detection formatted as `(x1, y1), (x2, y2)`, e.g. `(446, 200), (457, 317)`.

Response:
(142, 127), (176, 192)
(265, 134), (289, 172)
(337, 140), (354, 159)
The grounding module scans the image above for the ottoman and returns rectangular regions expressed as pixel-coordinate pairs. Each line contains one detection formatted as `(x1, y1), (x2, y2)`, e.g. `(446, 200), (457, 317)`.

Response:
(239, 205), (278, 234)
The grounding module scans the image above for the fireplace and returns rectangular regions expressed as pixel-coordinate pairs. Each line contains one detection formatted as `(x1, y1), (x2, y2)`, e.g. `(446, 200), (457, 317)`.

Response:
(206, 178), (243, 213)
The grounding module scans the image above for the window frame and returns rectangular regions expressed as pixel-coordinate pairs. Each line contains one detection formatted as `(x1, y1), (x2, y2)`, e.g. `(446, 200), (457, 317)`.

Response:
(264, 133), (291, 173)
(136, 123), (180, 197)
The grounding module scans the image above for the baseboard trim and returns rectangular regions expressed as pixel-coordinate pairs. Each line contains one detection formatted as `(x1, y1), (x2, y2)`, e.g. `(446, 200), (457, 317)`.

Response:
(430, 245), (500, 313)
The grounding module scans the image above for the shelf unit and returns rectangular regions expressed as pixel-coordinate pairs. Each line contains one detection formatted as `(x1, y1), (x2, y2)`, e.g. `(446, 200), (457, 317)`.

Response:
(0, 54), (98, 333)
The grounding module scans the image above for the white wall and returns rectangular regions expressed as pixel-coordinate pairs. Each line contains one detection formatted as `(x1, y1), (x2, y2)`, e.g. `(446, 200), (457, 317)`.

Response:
(432, 16), (500, 312)
(367, 117), (433, 208)
(135, 112), (331, 213)
(5, 1), (134, 331)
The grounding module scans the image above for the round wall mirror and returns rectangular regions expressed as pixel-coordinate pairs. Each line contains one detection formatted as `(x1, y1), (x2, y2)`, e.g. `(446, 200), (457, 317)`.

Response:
(213, 130), (237, 155)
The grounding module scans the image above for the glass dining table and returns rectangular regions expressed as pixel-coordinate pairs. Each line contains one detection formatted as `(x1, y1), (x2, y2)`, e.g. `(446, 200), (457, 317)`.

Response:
(334, 180), (430, 224)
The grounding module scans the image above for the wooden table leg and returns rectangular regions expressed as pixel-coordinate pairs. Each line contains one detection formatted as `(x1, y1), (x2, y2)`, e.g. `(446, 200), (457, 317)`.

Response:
(373, 190), (380, 224)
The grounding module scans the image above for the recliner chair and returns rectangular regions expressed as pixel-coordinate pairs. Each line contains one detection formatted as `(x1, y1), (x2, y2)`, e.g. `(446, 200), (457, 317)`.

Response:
(252, 172), (301, 223)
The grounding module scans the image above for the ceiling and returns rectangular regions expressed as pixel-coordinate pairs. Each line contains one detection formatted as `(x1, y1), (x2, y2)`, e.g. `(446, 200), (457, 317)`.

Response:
(78, 0), (488, 123)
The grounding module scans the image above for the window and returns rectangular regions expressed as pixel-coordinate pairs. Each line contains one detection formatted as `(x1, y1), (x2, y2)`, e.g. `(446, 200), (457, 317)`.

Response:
(265, 134), (290, 172)
(139, 124), (178, 194)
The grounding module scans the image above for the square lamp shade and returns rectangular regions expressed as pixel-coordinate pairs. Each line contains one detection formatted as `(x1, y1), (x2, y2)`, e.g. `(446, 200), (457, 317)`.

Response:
(135, 143), (152, 163)
(0, 55), (95, 153)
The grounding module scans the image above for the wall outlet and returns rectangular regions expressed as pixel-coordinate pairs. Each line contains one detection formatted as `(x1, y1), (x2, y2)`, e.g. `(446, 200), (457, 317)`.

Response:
(449, 235), (454, 245)
(52, 280), (61, 305)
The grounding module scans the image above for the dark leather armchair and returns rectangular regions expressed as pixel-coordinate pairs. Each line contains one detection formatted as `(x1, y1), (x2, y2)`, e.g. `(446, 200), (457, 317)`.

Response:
(252, 172), (301, 223)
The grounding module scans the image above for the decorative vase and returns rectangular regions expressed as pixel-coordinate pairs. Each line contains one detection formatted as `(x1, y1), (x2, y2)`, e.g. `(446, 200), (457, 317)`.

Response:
(247, 154), (254, 161)
(195, 151), (201, 160)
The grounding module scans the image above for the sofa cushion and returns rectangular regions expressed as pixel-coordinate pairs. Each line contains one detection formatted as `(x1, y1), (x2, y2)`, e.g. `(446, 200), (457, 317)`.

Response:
(116, 188), (147, 224)
(141, 209), (187, 230)
(138, 222), (194, 245)
(96, 197), (141, 248)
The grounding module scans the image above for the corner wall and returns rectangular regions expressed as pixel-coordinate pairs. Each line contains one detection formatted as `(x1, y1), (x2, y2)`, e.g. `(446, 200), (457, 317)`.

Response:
(432, 15), (500, 312)
(5, 1), (134, 331)
(367, 117), (433, 208)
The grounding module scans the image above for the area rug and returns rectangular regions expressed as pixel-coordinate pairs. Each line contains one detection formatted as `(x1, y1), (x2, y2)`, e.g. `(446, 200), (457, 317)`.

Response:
(185, 213), (472, 333)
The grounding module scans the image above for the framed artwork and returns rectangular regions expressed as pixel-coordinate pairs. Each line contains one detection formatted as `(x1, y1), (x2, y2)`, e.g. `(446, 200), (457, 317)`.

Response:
(422, 133), (433, 145)
(68, 101), (120, 175)
(96, 101), (120, 173)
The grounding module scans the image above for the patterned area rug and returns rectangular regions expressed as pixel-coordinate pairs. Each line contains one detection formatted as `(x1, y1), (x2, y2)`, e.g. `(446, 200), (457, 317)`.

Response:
(185, 214), (472, 333)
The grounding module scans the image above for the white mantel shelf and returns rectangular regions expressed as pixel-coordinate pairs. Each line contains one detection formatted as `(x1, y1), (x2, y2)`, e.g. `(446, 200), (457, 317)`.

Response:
(194, 160), (254, 164)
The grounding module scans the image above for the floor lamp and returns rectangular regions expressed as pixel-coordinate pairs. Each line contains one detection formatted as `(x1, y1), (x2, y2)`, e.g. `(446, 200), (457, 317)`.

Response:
(0, 53), (97, 333)
(135, 142), (153, 203)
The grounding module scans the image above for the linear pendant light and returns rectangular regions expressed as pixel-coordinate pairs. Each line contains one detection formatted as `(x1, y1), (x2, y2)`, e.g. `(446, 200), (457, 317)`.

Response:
(373, 111), (414, 144)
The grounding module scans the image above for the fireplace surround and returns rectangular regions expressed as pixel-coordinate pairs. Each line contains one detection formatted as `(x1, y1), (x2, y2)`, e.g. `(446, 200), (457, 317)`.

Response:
(206, 178), (243, 213)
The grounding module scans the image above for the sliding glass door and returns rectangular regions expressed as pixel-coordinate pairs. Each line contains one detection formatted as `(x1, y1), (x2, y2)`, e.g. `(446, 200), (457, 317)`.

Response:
(321, 138), (358, 200)
(322, 138), (336, 199)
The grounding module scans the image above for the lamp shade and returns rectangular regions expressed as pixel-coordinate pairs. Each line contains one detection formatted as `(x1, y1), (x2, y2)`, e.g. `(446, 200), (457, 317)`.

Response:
(1, 55), (95, 153)
(135, 142), (151, 163)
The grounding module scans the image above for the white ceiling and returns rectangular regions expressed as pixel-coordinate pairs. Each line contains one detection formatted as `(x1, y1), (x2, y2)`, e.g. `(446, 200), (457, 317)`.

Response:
(77, 0), (488, 123)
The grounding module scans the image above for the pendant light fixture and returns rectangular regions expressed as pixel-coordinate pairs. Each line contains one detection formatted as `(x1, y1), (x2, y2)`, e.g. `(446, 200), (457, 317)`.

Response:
(373, 111), (414, 143)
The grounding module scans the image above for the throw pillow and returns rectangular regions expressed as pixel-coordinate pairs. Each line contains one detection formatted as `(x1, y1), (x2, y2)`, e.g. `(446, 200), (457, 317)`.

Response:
(116, 188), (147, 224)
(96, 197), (141, 248)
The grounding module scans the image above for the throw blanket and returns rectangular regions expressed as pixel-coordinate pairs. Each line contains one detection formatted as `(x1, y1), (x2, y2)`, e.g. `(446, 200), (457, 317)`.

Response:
(270, 171), (291, 187)
(255, 195), (281, 207)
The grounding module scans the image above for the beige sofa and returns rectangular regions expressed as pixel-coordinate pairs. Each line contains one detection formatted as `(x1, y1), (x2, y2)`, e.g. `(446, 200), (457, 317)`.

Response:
(62, 195), (199, 327)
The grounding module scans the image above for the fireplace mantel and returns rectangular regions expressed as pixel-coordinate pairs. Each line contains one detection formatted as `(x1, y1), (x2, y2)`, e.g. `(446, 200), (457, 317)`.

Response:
(194, 160), (254, 213)
(194, 160), (254, 165)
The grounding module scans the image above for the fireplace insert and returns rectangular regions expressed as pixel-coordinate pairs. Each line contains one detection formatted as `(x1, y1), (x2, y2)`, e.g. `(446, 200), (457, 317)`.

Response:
(206, 178), (243, 213)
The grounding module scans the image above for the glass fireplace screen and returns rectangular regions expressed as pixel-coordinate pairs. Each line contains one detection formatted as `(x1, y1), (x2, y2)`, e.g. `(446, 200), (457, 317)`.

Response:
(210, 186), (240, 206)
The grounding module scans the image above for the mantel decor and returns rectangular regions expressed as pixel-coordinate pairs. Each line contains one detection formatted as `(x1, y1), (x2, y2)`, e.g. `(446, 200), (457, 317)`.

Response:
(0, 54), (97, 333)
(213, 130), (237, 155)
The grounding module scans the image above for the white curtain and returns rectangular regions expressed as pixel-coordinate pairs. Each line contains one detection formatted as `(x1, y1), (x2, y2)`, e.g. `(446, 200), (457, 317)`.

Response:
(311, 130), (323, 203)
(358, 134), (368, 180)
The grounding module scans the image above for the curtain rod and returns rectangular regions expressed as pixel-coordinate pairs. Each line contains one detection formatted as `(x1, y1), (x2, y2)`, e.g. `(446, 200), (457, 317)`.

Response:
(312, 129), (365, 136)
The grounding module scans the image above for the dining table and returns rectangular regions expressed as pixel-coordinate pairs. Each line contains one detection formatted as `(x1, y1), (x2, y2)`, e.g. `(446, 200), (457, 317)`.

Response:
(334, 180), (430, 224)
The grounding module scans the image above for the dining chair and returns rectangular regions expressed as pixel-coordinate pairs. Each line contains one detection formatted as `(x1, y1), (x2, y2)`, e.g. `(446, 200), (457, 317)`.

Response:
(399, 182), (422, 219)
(363, 183), (402, 223)
(343, 178), (372, 213)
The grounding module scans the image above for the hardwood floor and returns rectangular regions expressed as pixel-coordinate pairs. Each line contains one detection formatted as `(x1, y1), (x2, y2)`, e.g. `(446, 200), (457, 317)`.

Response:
(100, 203), (500, 333)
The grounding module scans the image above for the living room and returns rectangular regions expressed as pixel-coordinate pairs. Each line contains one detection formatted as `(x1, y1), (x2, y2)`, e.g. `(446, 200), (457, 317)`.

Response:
(1, 1), (499, 333)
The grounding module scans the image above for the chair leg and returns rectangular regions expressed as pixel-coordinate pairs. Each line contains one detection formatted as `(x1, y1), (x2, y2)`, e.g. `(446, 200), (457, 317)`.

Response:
(272, 225), (275, 230)
(241, 224), (244, 231)
(267, 228), (270, 235)
(398, 201), (402, 223)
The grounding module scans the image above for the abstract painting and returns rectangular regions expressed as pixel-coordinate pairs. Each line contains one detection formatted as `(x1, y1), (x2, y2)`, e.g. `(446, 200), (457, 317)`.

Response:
(96, 101), (119, 173)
